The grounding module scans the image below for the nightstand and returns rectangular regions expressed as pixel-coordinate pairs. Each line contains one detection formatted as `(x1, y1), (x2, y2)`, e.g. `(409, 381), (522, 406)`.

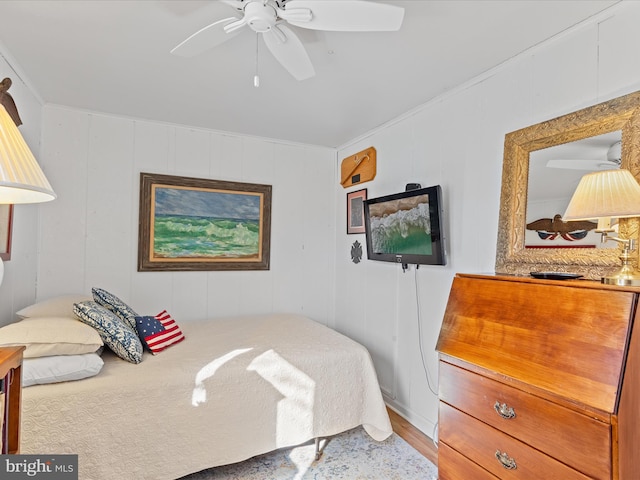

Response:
(0, 346), (25, 454)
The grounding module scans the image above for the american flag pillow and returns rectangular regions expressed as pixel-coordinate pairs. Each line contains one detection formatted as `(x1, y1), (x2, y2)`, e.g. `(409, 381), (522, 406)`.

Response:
(134, 310), (185, 354)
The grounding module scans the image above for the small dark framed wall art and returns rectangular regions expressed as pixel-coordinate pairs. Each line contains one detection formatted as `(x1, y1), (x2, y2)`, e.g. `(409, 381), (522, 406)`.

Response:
(347, 188), (367, 234)
(0, 204), (13, 261)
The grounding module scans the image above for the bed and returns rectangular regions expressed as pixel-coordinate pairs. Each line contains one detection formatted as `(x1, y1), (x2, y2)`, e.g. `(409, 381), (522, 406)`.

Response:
(19, 313), (392, 480)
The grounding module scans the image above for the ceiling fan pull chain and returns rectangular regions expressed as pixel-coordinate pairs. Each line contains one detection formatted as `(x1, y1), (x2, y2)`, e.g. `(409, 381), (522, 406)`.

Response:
(254, 32), (260, 87)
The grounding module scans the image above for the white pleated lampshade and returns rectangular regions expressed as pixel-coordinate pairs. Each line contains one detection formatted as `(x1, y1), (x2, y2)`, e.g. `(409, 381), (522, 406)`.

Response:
(563, 169), (640, 221)
(0, 103), (56, 203)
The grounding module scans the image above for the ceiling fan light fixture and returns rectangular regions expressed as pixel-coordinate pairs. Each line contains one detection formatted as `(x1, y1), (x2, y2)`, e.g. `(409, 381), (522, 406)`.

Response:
(244, 1), (277, 33)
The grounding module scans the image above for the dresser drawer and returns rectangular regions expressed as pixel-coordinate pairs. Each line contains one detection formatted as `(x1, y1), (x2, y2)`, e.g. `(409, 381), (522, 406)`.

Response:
(439, 442), (499, 480)
(439, 362), (610, 479)
(439, 402), (592, 479)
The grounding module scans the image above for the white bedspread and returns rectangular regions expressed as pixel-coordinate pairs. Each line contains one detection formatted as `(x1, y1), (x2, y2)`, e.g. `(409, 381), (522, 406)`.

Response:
(21, 314), (392, 480)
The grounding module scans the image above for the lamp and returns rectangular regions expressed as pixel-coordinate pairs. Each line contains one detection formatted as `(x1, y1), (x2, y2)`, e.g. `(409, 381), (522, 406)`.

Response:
(0, 77), (57, 286)
(563, 168), (640, 286)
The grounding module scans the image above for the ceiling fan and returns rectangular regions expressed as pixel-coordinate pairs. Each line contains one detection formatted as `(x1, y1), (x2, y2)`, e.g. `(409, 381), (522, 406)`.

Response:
(546, 141), (622, 171)
(170, 0), (405, 81)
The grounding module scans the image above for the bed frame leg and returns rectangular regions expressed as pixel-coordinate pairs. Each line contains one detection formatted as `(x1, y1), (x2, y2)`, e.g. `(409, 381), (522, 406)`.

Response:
(314, 437), (327, 461)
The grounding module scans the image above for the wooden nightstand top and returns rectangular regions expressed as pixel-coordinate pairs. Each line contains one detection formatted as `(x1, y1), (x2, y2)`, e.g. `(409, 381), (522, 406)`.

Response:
(0, 346), (25, 377)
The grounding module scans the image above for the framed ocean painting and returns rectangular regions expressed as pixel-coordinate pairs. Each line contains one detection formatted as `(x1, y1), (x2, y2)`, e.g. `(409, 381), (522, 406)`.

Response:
(138, 173), (271, 271)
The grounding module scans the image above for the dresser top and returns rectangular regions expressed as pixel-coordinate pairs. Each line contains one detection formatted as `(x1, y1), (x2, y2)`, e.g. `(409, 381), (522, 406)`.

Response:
(459, 272), (640, 293)
(437, 274), (635, 415)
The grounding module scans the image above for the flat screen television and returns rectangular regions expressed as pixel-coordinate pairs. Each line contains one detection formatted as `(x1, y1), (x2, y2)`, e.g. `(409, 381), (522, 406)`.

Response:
(363, 185), (446, 266)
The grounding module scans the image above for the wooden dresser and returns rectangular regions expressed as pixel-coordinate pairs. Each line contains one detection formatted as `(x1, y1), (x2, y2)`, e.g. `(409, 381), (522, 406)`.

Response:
(436, 273), (640, 479)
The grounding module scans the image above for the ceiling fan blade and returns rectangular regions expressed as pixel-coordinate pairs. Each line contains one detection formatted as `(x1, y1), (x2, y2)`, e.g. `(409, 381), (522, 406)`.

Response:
(219, 0), (243, 9)
(283, 0), (404, 31)
(171, 16), (243, 57)
(262, 25), (315, 81)
(546, 159), (619, 170)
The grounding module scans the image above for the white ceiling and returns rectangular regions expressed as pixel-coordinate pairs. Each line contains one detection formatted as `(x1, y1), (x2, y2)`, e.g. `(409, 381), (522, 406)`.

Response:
(0, 0), (620, 148)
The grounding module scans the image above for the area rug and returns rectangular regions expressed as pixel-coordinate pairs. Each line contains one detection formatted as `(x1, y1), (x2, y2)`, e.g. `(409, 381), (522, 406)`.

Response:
(179, 426), (438, 479)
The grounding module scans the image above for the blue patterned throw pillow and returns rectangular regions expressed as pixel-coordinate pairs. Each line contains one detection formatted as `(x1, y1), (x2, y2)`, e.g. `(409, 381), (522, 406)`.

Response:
(92, 287), (138, 331)
(73, 301), (143, 364)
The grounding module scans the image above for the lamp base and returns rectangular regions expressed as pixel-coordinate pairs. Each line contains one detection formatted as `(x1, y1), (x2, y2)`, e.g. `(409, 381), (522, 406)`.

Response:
(601, 240), (640, 286)
(602, 261), (640, 286)
(602, 274), (640, 286)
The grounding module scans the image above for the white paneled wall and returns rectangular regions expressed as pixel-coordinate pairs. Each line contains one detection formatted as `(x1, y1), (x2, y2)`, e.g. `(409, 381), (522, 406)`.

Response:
(335, 1), (640, 437)
(36, 107), (336, 325)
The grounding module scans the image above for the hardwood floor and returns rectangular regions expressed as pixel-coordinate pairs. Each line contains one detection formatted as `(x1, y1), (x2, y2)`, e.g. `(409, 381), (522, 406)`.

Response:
(388, 407), (438, 467)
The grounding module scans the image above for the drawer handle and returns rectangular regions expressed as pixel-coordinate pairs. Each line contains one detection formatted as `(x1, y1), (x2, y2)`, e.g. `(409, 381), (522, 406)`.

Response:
(495, 450), (517, 470)
(494, 401), (516, 419)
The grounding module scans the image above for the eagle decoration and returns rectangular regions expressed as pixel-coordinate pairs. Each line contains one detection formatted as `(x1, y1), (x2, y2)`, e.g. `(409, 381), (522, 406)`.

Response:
(526, 214), (597, 241)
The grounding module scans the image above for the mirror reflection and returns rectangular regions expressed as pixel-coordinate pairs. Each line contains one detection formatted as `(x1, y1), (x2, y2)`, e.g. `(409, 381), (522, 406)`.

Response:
(495, 89), (640, 279)
(526, 130), (622, 249)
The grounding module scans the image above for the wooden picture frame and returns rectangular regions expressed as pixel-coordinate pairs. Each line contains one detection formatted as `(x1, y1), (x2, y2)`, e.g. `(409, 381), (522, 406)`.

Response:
(0, 205), (13, 261)
(347, 188), (367, 234)
(138, 173), (271, 271)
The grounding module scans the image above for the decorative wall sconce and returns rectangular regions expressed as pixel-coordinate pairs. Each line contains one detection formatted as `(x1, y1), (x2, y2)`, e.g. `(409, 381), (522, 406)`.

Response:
(0, 77), (57, 285)
(0, 78), (22, 126)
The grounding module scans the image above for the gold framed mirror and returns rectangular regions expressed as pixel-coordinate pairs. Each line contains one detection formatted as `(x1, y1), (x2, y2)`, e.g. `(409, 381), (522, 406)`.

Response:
(495, 90), (640, 279)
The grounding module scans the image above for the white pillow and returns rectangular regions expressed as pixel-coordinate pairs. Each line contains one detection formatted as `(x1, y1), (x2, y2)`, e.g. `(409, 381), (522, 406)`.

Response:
(0, 317), (103, 358)
(16, 294), (92, 319)
(22, 353), (104, 386)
